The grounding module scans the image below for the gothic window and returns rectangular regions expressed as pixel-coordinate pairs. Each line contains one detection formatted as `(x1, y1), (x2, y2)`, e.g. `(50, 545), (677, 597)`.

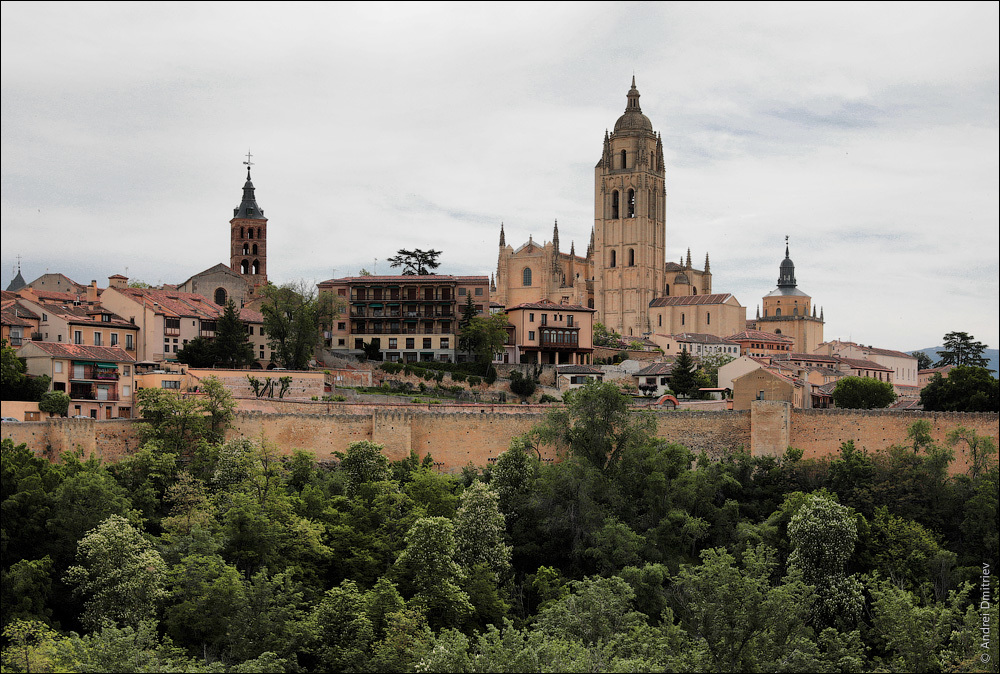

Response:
(257, 227), (262, 239)
(793, 307), (798, 316)
(252, 244), (258, 255)
(252, 259), (260, 275)
(242, 243), (249, 255)
(776, 308), (782, 317)
(665, 285), (670, 296)
(611, 190), (620, 219)
(620, 149), (626, 169)
(248, 228), (253, 240)
(610, 250), (617, 268)
(627, 189), (635, 217)
(241, 260), (249, 274)
(214, 288), (227, 306)
(522, 267), (532, 286)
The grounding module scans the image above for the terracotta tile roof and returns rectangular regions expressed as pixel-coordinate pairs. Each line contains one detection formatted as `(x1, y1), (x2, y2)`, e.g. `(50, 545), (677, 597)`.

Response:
(649, 293), (737, 307)
(507, 299), (594, 312)
(659, 332), (738, 345)
(1, 300), (39, 322)
(21, 342), (135, 362)
(319, 274), (488, 284)
(239, 307), (264, 323)
(839, 357), (892, 372)
(726, 329), (794, 344)
(33, 302), (136, 329)
(785, 352), (840, 363)
(636, 362), (674, 376)
(920, 365), (955, 375)
(558, 365), (603, 375)
(828, 340), (916, 359)
(23, 289), (84, 303)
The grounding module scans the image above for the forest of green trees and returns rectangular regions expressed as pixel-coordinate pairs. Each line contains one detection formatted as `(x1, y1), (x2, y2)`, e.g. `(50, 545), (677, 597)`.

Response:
(1, 379), (997, 673)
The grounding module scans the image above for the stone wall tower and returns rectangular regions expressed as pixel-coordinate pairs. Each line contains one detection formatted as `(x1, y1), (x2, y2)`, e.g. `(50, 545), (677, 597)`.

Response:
(230, 165), (268, 293)
(594, 77), (666, 337)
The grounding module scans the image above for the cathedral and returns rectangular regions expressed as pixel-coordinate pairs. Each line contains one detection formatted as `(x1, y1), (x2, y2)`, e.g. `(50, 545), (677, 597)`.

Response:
(494, 77), (713, 337)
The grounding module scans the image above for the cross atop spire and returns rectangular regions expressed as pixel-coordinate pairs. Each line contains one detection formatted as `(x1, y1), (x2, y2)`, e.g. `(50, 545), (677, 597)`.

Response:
(243, 148), (254, 180)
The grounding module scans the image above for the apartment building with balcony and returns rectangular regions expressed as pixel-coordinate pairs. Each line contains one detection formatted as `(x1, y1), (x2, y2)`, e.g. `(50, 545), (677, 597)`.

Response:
(317, 275), (489, 363)
(14, 295), (139, 355)
(19, 342), (136, 418)
(1, 294), (40, 348)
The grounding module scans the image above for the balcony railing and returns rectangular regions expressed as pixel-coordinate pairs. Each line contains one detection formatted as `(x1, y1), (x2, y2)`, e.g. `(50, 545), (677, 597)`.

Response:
(70, 365), (120, 381)
(69, 385), (120, 401)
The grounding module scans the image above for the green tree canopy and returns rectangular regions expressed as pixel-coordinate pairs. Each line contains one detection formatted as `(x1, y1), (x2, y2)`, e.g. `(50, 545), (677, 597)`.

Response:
(460, 313), (508, 364)
(387, 249), (442, 275)
(920, 365), (999, 412)
(911, 351), (934, 370)
(215, 300), (256, 368)
(934, 331), (989, 367)
(38, 391), (70, 417)
(260, 282), (339, 370)
(832, 376), (897, 409)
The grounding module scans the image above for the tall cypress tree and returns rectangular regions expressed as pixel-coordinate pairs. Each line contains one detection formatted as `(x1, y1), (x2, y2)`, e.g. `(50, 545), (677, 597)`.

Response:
(671, 348), (697, 397)
(214, 300), (256, 368)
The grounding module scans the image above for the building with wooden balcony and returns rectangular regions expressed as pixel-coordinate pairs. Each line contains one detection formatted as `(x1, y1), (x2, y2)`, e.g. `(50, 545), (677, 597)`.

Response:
(504, 299), (595, 365)
(19, 342), (136, 418)
(317, 275), (489, 362)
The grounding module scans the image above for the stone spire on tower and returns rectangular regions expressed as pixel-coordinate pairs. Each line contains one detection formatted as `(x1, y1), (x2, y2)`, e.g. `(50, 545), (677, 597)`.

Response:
(499, 222), (505, 247)
(778, 236), (797, 288)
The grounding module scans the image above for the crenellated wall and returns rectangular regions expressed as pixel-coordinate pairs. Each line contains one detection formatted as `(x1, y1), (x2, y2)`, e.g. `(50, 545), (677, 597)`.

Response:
(3, 405), (996, 474)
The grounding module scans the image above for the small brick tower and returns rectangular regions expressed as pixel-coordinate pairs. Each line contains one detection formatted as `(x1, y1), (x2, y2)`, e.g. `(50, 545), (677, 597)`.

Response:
(230, 152), (268, 294)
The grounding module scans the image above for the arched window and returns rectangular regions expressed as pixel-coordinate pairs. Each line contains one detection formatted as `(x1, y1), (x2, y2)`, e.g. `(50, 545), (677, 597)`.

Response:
(628, 248), (635, 266)
(658, 314), (662, 327)
(610, 250), (617, 268)
(214, 288), (227, 306)
(588, 298), (594, 309)
(242, 243), (249, 255)
(793, 307), (798, 316)
(681, 313), (685, 326)
(252, 259), (260, 275)
(775, 329), (782, 334)
(776, 308), (782, 317)
(240, 260), (249, 274)
(620, 149), (626, 168)
(240, 227), (244, 238)
(665, 285), (670, 296)
(707, 312), (711, 325)
(611, 191), (620, 219)
(522, 267), (532, 286)
(248, 228), (253, 240)
(252, 243), (258, 255)
(627, 189), (635, 217)
(257, 227), (262, 239)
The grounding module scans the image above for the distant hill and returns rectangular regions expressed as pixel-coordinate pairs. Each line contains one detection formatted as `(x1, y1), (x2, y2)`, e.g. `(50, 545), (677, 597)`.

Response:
(909, 346), (999, 378)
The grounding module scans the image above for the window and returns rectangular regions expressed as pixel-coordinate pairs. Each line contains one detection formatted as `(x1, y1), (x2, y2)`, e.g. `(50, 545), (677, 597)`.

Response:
(74, 331), (82, 344)
(658, 314), (662, 327)
(123, 365), (130, 376)
(681, 314), (685, 326)
(707, 312), (711, 325)
(620, 149), (627, 168)
(162, 380), (180, 389)
(338, 322), (346, 330)
(214, 288), (227, 305)
(126, 334), (134, 350)
(423, 338), (432, 349)
(522, 267), (532, 286)
(355, 338), (364, 349)
(338, 288), (347, 296)
(567, 315), (574, 327)
(458, 287), (466, 296)
(440, 338), (449, 349)
(101, 314), (111, 323)
(628, 248), (635, 266)
(54, 361), (63, 373)
(93, 332), (102, 346)
(529, 313), (535, 322)
(406, 338), (415, 349)
(627, 189), (635, 217)
(610, 250), (617, 267)
(110, 333), (118, 346)
(122, 385), (131, 397)
(611, 190), (620, 219)
(475, 287), (483, 296)
(528, 331), (535, 341)
(776, 309), (782, 317)
(541, 314), (548, 326)
(389, 338), (397, 348)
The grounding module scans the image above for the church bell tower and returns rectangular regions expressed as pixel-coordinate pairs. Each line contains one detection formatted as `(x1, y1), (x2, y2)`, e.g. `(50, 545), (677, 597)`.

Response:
(594, 77), (666, 337)
(230, 154), (268, 293)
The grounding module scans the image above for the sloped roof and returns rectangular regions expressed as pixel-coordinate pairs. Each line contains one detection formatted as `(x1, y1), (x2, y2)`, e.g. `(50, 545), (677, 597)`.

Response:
(636, 362), (674, 376)
(650, 293), (737, 307)
(727, 329), (794, 344)
(507, 299), (594, 312)
(557, 365), (603, 375)
(659, 332), (738, 345)
(20, 342), (134, 363)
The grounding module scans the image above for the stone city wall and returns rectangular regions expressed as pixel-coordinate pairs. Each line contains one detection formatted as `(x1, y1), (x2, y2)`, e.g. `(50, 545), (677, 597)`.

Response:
(3, 404), (996, 475)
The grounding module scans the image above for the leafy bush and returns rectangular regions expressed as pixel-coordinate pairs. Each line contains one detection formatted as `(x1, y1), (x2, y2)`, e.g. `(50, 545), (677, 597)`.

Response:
(452, 372), (467, 383)
(509, 371), (537, 398)
(468, 376), (482, 387)
(539, 394), (559, 404)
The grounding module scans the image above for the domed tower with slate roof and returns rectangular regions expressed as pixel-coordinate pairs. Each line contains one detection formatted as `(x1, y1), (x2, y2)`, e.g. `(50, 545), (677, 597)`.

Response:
(230, 153), (269, 294)
(594, 77), (667, 338)
(754, 238), (825, 353)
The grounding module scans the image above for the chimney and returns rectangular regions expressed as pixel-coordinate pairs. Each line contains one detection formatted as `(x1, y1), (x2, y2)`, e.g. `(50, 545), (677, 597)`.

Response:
(87, 280), (99, 303)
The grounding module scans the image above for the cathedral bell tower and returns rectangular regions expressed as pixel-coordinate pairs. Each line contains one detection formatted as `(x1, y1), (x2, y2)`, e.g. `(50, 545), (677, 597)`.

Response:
(230, 156), (268, 294)
(594, 77), (666, 337)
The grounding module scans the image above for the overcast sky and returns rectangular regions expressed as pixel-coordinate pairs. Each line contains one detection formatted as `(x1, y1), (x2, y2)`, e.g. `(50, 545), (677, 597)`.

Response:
(2, 2), (997, 353)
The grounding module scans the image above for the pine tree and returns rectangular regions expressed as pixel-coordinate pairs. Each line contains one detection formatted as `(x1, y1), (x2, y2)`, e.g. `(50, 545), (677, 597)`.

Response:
(670, 348), (697, 397)
(214, 300), (256, 368)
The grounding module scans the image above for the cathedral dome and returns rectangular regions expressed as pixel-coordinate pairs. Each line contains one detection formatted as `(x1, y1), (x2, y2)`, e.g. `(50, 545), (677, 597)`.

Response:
(673, 272), (690, 284)
(613, 76), (654, 134)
